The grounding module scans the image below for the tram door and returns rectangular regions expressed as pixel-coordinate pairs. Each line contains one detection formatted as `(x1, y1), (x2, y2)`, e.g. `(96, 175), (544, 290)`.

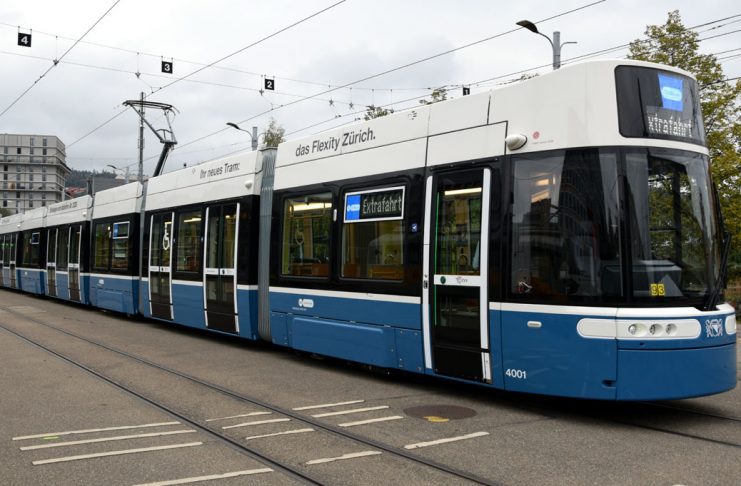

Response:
(423, 169), (492, 383)
(68, 225), (82, 302)
(149, 213), (174, 320)
(0, 235), (5, 286)
(0, 235), (5, 287)
(203, 203), (239, 334)
(46, 228), (57, 297)
(8, 233), (17, 288)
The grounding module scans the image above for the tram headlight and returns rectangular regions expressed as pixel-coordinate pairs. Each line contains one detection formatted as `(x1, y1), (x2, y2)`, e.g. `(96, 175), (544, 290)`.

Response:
(649, 324), (663, 335)
(626, 323), (648, 337)
(665, 323), (677, 336)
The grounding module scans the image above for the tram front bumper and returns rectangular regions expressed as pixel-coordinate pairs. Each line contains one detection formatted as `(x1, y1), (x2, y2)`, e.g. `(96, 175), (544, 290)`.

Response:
(616, 342), (737, 400)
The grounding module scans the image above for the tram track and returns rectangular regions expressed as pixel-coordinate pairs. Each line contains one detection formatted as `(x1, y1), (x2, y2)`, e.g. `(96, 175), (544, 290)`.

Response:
(0, 304), (495, 485)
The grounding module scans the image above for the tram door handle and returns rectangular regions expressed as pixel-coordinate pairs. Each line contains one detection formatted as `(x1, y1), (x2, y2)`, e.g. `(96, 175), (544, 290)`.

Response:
(423, 276), (428, 289)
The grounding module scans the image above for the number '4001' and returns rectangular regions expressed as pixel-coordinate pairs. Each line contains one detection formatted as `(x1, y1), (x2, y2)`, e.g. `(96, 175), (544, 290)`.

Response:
(505, 368), (527, 379)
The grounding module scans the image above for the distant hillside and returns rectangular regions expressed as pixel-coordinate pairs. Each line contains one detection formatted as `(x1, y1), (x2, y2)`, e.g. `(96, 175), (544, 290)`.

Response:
(66, 169), (116, 188)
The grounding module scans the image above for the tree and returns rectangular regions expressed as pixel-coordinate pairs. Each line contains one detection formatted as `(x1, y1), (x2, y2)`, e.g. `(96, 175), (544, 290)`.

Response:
(364, 105), (394, 120)
(263, 118), (285, 147)
(0, 208), (12, 217)
(419, 87), (448, 105)
(628, 10), (741, 280)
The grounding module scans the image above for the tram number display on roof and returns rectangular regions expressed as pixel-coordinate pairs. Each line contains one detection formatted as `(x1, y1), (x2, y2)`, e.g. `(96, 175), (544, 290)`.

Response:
(344, 186), (405, 223)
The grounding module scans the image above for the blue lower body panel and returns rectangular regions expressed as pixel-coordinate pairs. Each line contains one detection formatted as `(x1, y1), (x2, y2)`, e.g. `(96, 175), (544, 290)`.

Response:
(90, 275), (137, 314)
(292, 317), (396, 368)
(19, 269), (44, 295)
(617, 343), (737, 400)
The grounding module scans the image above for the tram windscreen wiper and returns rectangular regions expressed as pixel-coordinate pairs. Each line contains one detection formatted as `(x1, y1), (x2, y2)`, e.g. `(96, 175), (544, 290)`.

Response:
(703, 230), (731, 311)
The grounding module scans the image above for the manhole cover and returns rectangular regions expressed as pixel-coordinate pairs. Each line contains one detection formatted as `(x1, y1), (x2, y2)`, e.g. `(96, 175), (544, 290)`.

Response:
(403, 405), (477, 421)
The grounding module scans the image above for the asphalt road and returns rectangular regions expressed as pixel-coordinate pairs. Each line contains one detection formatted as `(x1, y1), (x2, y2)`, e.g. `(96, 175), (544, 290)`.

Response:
(1, 292), (739, 485)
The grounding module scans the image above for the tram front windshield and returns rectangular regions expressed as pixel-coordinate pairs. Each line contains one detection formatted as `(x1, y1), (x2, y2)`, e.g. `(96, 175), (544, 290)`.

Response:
(510, 148), (721, 305)
(625, 148), (720, 302)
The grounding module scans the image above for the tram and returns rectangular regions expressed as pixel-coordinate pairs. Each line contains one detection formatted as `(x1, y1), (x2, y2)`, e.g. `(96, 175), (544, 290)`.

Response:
(0, 59), (736, 400)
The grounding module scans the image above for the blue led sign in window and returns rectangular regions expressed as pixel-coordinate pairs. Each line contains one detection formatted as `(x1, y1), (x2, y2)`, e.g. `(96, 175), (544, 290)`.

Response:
(345, 194), (361, 221)
(658, 74), (683, 111)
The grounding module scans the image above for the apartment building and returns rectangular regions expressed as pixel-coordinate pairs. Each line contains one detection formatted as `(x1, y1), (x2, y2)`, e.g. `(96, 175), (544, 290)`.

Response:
(1, 133), (70, 214)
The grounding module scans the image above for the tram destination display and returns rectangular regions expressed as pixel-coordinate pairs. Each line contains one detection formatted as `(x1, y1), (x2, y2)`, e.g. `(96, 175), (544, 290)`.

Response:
(344, 186), (405, 222)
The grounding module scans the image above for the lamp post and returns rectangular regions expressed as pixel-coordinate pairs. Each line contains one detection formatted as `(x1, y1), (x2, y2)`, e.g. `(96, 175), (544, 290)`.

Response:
(516, 20), (576, 70)
(226, 122), (260, 151)
(107, 164), (130, 183)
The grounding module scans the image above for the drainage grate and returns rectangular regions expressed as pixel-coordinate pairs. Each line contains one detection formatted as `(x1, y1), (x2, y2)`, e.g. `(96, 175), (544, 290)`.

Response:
(403, 405), (477, 421)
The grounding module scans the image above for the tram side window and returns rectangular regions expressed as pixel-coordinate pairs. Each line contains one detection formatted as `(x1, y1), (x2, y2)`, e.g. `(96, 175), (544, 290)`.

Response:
(94, 222), (111, 270)
(111, 221), (130, 270)
(281, 193), (333, 277)
(22, 231), (40, 266)
(176, 210), (202, 274)
(510, 149), (621, 301)
(56, 226), (69, 270)
(341, 186), (405, 281)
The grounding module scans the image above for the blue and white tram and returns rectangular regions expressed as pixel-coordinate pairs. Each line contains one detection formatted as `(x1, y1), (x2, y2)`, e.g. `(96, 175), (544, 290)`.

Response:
(0, 213), (22, 289)
(0, 214), (23, 289)
(44, 196), (93, 303)
(88, 182), (142, 314)
(263, 59), (735, 400)
(141, 150), (263, 337)
(1, 59), (735, 400)
(16, 207), (47, 295)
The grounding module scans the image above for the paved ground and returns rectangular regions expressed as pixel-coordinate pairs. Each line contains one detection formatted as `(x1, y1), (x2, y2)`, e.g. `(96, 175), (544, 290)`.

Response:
(1, 292), (739, 485)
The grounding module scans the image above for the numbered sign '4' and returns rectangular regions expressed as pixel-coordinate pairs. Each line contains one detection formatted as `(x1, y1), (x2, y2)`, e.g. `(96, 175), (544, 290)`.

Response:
(18, 32), (32, 47)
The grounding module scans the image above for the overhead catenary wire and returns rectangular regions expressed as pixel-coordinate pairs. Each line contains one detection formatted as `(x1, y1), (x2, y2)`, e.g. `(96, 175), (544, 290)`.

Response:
(140, 15), (741, 170)
(68, 5), (738, 153)
(149, 0), (347, 95)
(172, 0), (609, 153)
(50, 4), (737, 168)
(0, 0), (121, 119)
(65, 0), (348, 148)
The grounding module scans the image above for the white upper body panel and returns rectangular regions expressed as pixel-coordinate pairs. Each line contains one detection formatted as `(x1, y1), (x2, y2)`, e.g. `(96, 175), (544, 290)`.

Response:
(0, 213), (23, 235)
(145, 150), (262, 211)
(92, 181), (143, 220)
(46, 196), (94, 227)
(19, 207), (46, 231)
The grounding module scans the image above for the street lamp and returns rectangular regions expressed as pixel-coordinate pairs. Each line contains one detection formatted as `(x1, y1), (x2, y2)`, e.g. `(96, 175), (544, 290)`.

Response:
(107, 164), (130, 183)
(226, 122), (260, 151)
(516, 20), (576, 70)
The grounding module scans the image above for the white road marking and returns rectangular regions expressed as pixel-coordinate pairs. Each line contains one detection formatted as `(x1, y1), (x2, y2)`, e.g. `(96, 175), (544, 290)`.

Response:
(205, 412), (271, 422)
(245, 428), (314, 440)
(338, 416), (404, 427)
(292, 400), (365, 411)
(311, 406), (389, 418)
(32, 442), (203, 465)
(306, 451), (382, 465)
(20, 430), (196, 450)
(132, 468), (273, 486)
(221, 418), (290, 429)
(404, 431), (490, 450)
(13, 422), (181, 441)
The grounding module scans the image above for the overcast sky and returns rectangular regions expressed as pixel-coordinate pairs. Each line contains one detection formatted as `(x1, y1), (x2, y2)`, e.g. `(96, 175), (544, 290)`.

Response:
(0, 0), (738, 175)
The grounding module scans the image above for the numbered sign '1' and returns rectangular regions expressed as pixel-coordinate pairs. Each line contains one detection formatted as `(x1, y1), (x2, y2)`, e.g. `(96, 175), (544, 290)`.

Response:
(161, 61), (173, 74)
(18, 32), (32, 47)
